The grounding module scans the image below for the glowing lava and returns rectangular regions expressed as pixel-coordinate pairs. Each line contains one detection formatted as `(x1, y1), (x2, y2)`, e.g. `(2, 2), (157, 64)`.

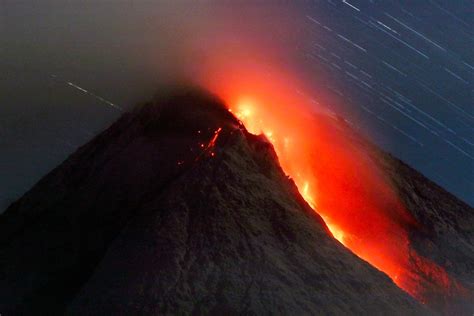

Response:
(196, 64), (467, 309)
(227, 94), (467, 307)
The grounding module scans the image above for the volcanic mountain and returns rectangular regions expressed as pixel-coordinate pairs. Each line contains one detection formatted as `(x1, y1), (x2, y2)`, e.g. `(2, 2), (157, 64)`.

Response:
(0, 89), (472, 315)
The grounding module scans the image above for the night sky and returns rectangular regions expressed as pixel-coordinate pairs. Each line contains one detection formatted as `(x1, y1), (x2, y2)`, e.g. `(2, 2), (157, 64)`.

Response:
(1, 0), (472, 211)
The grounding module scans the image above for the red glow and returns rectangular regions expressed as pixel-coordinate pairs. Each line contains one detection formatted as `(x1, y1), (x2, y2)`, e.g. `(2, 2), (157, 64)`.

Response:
(208, 127), (223, 150)
(201, 127), (222, 159)
(197, 63), (467, 308)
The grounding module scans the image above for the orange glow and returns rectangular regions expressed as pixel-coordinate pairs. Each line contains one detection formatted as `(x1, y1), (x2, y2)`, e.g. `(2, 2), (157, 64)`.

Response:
(195, 60), (468, 308)
(207, 127), (222, 149)
(199, 127), (222, 159)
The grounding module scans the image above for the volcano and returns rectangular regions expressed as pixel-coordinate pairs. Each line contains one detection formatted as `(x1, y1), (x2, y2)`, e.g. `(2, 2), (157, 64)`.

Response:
(0, 89), (472, 315)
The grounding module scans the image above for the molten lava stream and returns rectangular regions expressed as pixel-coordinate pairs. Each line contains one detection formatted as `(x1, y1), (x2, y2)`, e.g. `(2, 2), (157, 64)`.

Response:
(196, 53), (466, 307)
(220, 91), (465, 309)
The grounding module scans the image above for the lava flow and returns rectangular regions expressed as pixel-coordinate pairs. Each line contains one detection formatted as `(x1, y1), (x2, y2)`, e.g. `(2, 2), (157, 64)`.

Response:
(195, 63), (467, 309)
(230, 93), (467, 308)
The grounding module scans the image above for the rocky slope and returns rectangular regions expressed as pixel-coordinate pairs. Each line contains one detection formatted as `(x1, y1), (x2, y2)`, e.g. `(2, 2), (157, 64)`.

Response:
(341, 119), (474, 314)
(377, 150), (474, 313)
(0, 89), (468, 314)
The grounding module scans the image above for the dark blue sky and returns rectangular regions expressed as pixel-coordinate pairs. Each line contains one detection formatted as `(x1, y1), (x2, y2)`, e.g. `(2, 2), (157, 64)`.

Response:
(0, 0), (472, 210)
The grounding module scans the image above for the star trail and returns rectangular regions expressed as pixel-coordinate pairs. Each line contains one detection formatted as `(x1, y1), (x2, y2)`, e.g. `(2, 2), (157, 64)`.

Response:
(295, 0), (473, 204)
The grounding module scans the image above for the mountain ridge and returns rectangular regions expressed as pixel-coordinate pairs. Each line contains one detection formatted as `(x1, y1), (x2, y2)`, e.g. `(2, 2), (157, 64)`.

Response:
(0, 89), (471, 314)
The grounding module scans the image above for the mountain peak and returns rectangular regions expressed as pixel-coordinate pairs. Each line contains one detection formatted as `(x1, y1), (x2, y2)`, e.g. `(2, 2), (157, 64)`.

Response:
(1, 88), (471, 314)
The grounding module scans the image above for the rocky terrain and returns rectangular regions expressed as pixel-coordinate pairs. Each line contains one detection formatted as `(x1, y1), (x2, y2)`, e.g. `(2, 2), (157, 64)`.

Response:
(0, 89), (471, 314)
(377, 148), (474, 313)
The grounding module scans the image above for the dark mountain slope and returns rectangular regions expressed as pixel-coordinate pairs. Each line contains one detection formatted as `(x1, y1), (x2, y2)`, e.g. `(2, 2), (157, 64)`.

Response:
(384, 155), (473, 285)
(380, 152), (474, 312)
(0, 89), (428, 315)
(68, 117), (425, 315)
(0, 90), (239, 314)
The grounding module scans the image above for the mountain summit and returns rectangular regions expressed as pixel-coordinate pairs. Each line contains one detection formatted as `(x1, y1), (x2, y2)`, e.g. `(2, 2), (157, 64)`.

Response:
(0, 89), (471, 315)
